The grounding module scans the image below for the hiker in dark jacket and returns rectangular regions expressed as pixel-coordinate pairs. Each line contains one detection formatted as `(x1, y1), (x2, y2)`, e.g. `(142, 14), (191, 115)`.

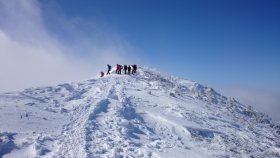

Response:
(107, 64), (111, 75)
(128, 65), (132, 75)
(124, 65), (128, 74)
(100, 71), (104, 77)
(132, 65), (137, 74)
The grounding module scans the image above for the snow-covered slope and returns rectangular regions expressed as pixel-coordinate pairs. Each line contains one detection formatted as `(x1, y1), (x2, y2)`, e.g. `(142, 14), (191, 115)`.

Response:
(0, 68), (279, 158)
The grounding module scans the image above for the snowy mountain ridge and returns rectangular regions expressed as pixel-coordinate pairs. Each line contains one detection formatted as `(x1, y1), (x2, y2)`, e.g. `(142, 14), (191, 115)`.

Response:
(0, 67), (279, 158)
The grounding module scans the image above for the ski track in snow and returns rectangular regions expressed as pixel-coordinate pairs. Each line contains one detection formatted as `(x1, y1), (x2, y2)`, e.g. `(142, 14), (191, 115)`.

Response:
(0, 68), (280, 158)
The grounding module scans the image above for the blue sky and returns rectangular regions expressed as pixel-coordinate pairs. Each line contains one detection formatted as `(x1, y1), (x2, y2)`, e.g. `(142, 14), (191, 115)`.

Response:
(0, 0), (279, 120)
(48, 0), (280, 91)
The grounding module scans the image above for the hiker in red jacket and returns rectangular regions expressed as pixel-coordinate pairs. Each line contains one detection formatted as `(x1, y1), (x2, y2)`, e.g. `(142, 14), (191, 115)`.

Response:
(116, 64), (120, 74)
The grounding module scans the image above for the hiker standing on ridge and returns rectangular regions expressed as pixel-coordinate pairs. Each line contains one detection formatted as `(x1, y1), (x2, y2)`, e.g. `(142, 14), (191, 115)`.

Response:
(119, 65), (123, 74)
(107, 64), (111, 75)
(124, 65), (128, 74)
(116, 64), (120, 74)
(132, 65), (137, 74)
(128, 65), (131, 75)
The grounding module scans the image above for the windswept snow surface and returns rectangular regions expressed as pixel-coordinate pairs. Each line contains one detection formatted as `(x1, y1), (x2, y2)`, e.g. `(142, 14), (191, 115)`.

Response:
(0, 68), (280, 158)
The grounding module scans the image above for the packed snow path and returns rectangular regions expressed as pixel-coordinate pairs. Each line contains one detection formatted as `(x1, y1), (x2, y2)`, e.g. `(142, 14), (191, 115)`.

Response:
(0, 68), (280, 158)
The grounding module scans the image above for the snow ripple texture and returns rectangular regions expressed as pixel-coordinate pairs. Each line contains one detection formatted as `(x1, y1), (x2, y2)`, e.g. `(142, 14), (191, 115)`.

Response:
(0, 68), (279, 158)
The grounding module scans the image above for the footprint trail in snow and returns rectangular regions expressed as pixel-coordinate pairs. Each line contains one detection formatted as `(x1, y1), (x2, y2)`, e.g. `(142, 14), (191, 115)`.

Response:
(0, 68), (279, 158)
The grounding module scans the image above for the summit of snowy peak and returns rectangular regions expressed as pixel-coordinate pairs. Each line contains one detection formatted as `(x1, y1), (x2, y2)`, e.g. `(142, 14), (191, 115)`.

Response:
(0, 67), (280, 158)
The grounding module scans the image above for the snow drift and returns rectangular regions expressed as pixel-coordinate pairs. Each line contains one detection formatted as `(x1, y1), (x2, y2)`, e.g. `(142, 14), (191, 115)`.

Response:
(0, 68), (279, 158)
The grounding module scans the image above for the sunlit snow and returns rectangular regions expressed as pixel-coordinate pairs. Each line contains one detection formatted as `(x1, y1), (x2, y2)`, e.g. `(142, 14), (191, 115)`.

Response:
(0, 68), (279, 157)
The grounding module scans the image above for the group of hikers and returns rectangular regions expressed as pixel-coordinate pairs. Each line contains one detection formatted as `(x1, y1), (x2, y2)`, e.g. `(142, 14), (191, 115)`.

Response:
(100, 64), (137, 77)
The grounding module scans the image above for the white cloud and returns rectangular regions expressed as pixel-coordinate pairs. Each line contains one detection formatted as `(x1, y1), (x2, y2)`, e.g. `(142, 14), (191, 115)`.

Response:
(0, 30), (92, 92)
(220, 86), (280, 122)
(0, 0), (138, 92)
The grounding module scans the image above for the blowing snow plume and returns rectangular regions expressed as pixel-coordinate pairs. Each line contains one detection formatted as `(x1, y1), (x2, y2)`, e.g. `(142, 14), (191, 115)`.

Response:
(0, 67), (279, 157)
(0, 0), (136, 92)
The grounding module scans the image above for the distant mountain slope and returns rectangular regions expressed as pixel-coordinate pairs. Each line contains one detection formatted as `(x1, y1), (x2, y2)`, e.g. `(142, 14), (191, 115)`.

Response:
(0, 68), (279, 158)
